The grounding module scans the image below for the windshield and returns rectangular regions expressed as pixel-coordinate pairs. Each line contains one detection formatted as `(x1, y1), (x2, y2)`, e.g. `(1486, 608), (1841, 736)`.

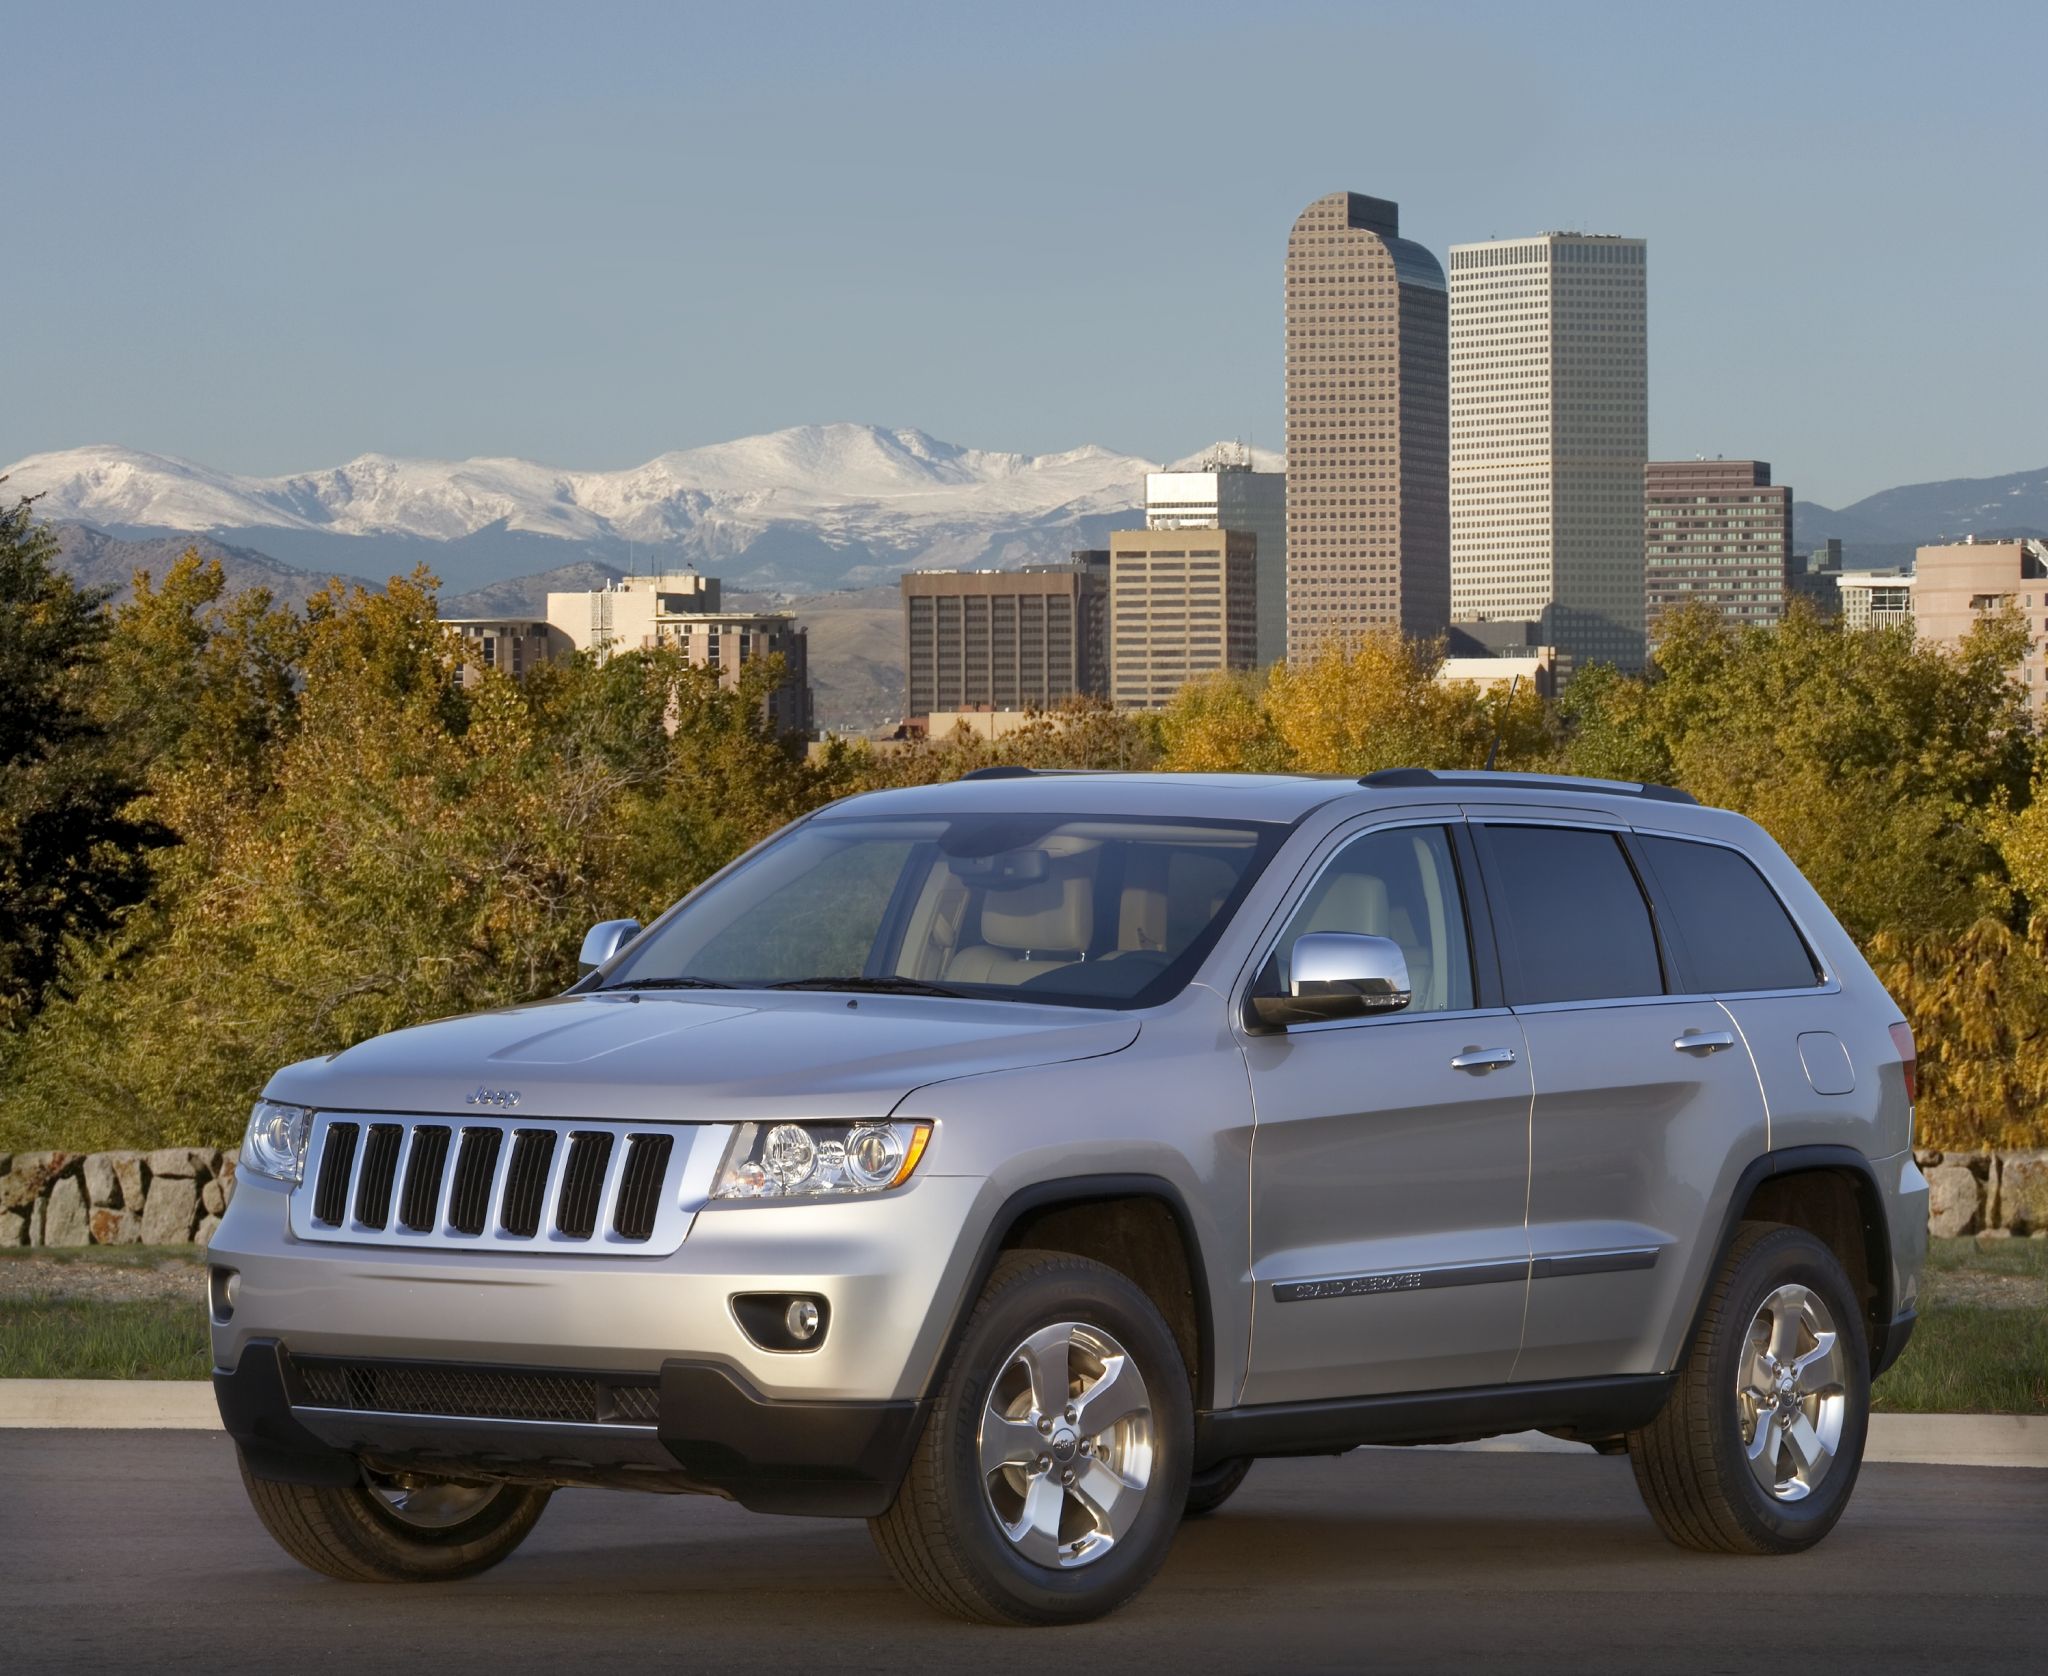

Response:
(599, 811), (1285, 1009)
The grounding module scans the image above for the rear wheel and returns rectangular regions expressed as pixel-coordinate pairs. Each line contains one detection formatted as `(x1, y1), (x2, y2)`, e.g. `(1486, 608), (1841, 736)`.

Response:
(236, 1453), (551, 1582)
(1182, 1456), (1252, 1517)
(1627, 1222), (1869, 1555)
(870, 1250), (1193, 1626)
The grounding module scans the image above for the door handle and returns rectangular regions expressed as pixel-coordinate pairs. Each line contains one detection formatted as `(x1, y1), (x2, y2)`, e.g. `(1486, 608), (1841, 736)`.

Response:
(1673, 1031), (1737, 1054)
(1451, 1047), (1518, 1072)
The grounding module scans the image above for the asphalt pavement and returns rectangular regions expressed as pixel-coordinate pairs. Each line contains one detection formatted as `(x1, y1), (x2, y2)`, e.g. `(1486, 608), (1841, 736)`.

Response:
(3, 1430), (2042, 1673)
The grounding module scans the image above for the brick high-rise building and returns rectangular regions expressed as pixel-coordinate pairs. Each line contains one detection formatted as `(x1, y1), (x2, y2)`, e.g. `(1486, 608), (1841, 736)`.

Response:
(1644, 459), (1794, 637)
(899, 556), (1108, 721)
(1107, 528), (1258, 710)
(1145, 451), (1286, 668)
(1449, 232), (1648, 671)
(1283, 191), (1449, 658)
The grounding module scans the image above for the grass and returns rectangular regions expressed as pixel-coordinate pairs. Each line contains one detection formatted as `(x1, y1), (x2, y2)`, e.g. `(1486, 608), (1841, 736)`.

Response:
(0, 1297), (211, 1380)
(1924, 1235), (2048, 1281)
(1873, 1304), (2048, 1414)
(0, 1244), (202, 1268)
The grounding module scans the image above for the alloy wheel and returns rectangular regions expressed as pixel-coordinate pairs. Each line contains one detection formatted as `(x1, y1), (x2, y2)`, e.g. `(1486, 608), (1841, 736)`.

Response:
(977, 1321), (1156, 1568)
(362, 1468), (504, 1530)
(1736, 1283), (1849, 1502)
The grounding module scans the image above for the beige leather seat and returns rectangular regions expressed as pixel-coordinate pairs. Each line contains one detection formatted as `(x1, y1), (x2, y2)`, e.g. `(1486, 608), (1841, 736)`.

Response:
(946, 867), (1095, 986)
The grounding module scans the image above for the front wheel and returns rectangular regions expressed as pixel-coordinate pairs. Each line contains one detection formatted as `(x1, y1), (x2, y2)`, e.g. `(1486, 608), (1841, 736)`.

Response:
(1627, 1222), (1870, 1555)
(237, 1452), (551, 1582)
(869, 1250), (1193, 1625)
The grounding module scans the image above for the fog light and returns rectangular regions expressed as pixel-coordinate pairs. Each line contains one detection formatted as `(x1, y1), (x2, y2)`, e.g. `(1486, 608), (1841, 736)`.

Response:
(732, 1292), (830, 1351)
(209, 1267), (240, 1322)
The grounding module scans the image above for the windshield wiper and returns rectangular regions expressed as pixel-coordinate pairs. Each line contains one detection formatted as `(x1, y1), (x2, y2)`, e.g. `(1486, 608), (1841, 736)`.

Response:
(601, 976), (737, 991)
(765, 975), (972, 998)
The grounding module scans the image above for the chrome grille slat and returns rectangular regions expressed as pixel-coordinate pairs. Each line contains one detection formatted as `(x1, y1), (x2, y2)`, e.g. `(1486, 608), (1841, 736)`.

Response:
(591, 1130), (634, 1240)
(291, 1112), (728, 1257)
(535, 1126), (577, 1241)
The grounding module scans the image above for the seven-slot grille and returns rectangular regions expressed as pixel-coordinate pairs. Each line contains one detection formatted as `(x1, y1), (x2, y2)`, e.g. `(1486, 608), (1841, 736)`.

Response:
(290, 1112), (719, 1255)
(288, 1354), (660, 1425)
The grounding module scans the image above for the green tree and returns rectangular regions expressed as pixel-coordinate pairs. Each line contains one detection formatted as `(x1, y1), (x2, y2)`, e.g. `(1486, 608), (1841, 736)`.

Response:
(0, 497), (164, 1029)
(1564, 601), (2031, 942)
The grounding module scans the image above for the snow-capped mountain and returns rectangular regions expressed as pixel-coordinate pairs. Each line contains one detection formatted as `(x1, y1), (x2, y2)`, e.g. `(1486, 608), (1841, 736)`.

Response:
(4, 426), (1285, 594)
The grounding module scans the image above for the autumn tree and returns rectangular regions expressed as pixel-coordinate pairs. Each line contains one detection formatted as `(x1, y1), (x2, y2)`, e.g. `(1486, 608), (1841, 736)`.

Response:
(1158, 632), (1551, 777)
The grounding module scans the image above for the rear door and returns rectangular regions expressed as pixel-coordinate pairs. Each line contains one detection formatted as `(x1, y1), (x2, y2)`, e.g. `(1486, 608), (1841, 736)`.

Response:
(1470, 819), (1771, 1383)
(1630, 832), (1882, 1155)
(1240, 815), (1534, 1404)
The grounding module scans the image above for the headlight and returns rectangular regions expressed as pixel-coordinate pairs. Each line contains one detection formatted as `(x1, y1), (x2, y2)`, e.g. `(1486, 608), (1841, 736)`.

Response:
(242, 1099), (314, 1184)
(713, 1121), (930, 1199)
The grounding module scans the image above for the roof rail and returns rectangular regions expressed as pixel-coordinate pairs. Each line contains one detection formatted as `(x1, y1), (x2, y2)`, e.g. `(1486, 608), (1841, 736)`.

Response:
(1358, 767), (1698, 806)
(956, 766), (1109, 781)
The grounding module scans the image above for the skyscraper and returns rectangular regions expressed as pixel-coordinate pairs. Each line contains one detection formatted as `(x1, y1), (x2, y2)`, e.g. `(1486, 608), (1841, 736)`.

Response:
(1107, 528), (1258, 710)
(899, 556), (1108, 721)
(1283, 191), (1449, 659)
(1449, 233), (1648, 671)
(1644, 459), (1793, 636)
(1145, 450), (1286, 668)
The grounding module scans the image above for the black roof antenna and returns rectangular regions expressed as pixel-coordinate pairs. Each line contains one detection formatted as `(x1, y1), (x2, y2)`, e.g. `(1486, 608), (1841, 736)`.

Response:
(1483, 674), (1522, 772)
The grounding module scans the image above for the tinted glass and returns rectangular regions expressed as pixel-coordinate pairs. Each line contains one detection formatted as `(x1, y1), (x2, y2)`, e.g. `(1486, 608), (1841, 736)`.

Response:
(1269, 825), (1474, 1013)
(601, 812), (1281, 1010)
(1638, 836), (1820, 993)
(1484, 826), (1663, 1005)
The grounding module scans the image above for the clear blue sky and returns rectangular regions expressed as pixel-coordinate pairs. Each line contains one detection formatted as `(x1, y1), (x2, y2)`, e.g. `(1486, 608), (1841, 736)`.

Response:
(8, 0), (2041, 507)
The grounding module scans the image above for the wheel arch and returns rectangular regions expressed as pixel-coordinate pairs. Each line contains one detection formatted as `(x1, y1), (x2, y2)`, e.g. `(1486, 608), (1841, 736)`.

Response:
(919, 1175), (1217, 1412)
(1682, 1145), (1896, 1375)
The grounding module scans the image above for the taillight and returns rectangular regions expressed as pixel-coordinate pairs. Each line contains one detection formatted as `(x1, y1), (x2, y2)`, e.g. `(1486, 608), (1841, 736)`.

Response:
(1889, 1020), (1917, 1103)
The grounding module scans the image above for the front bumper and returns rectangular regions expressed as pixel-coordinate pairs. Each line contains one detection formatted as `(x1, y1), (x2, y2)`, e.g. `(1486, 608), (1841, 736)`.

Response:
(216, 1339), (925, 1517)
(206, 1167), (985, 1516)
(208, 1170), (983, 1401)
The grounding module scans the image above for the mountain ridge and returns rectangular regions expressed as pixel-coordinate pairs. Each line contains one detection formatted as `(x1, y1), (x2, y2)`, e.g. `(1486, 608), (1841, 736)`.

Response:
(5, 425), (1284, 595)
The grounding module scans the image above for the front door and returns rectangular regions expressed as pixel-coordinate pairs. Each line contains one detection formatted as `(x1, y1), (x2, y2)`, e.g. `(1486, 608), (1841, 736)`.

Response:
(1240, 818), (1534, 1405)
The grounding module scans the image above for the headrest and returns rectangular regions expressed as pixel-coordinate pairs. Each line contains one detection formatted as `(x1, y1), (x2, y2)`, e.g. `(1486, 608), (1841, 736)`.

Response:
(1312, 871), (1389, 937)
(981, 868), (1093, 952)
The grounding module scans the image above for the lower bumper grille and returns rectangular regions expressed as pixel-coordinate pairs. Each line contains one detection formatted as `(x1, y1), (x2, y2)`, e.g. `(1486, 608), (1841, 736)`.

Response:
(289, 1355), (660, 1426)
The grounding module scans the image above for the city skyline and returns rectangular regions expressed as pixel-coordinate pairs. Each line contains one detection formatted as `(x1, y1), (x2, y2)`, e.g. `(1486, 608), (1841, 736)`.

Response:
(7, 2), (2043, 508)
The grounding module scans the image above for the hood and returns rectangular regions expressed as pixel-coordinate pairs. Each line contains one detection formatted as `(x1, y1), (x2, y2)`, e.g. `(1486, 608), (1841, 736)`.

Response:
(264, 991), (1141, 1125)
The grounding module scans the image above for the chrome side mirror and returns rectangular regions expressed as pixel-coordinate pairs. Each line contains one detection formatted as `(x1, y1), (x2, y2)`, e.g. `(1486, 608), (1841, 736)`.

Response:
(1249, 931), (1412, 1029)
(578, 918), (642, 977)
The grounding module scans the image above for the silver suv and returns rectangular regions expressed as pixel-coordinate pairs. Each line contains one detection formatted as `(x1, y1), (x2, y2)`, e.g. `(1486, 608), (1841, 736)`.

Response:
(210, 769), (1927, 1625)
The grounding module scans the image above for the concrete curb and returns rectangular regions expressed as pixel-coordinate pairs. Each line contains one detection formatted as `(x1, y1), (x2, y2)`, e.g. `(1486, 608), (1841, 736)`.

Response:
(1, 1382), (2043, 1468)
(1403, 1414), (2048, 1469)
(0, 1379), (221, 1429)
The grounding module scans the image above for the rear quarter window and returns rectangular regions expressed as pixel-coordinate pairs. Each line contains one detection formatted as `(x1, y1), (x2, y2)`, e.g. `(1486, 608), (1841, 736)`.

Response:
(1636, 835), (1822, 993)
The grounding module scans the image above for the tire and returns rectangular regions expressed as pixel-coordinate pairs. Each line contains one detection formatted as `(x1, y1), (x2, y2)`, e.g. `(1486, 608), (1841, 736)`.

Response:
(869, 1249), (1194, 1626)
(236, 1451), (552, 1582)
(1182, 1457), (1252, 1518)
(1627, 1222), (1870, 1555)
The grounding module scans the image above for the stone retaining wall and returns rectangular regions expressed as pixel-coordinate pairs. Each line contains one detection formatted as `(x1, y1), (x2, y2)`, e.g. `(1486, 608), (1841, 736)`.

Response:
(0, 1149), (238, 1247)
(1916, 1149), (2048, 1240)
(5, 1143), (2045, 1247)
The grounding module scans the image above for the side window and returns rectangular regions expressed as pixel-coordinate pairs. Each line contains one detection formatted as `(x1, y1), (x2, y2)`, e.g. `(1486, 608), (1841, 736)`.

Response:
(1270, 825), (1475, 1014)
(1482, 825), (1663, 1005)
(1637, 836), (1822, 993)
